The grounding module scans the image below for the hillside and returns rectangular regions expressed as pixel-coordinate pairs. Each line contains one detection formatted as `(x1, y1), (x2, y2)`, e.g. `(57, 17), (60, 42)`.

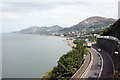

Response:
(19, 25), (63, 34)
(60, 16), (116, 33)
(101, 19), (120, 39)
(16, 16), (116, 34)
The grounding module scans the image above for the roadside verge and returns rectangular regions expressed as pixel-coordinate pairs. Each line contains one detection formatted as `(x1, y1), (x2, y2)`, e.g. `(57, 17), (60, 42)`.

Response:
(70, 48), (91, 79)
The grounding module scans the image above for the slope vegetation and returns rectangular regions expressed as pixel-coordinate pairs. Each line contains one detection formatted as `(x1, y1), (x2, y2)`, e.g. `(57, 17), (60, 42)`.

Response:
(101, 19), (120, 39)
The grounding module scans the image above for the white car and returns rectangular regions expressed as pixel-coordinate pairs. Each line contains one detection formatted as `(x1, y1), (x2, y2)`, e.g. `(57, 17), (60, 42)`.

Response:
(97, 48), (102, 52)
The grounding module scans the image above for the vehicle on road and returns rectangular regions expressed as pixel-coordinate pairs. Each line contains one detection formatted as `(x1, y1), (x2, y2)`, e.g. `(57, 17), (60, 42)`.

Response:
(114, 51), (118, 55)
(87, 42), (92, 48)
(97, 48), (102, 52)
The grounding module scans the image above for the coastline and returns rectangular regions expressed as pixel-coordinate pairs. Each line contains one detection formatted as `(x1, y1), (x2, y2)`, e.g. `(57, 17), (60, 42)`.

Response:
(40, 34), (76, 48)
(53, 35), (76, 48)
(15, 33), (76, 48)
(13, 32), (76, 46)
(63, 39), (76, 48)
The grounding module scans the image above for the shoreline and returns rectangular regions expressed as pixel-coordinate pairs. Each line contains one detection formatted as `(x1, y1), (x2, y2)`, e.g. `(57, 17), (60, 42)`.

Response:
(63, 39), (76, 48)
(39, 34), (76, 48)
(51, 35), (76, 48)
(18, 33), (76, 48)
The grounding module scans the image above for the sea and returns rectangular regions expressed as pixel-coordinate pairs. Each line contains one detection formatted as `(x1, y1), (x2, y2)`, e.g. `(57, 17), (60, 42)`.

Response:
(2, 33), (72, 78)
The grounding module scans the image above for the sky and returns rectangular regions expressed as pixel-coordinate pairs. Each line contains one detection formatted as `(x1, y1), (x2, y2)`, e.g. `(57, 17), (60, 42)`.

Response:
(0, 0), (120, 33)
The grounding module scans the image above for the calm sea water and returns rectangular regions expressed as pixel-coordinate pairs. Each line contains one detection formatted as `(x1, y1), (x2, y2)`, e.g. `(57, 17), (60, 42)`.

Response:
(2, 33), (71, 78)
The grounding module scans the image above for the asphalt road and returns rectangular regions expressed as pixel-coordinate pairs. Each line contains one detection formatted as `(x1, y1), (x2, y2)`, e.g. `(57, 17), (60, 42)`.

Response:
(81, 45), (114, 79)
(81, 47), (102, 79)
(92, 45), (114, 78)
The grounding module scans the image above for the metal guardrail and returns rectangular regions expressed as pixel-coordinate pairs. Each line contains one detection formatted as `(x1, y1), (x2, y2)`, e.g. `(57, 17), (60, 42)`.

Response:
(70, 50), (91, 79)
(97, 36), (120, 44)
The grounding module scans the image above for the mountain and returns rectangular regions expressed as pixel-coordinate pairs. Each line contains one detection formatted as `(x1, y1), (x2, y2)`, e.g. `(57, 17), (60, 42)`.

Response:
(19, 25), (63, 34)
(60, 16), (117, 33)
(17, 16), (117, 34)
(101, 19), (120, 39)
(46, 25), (63, 31)
(20, 26), (40, 34)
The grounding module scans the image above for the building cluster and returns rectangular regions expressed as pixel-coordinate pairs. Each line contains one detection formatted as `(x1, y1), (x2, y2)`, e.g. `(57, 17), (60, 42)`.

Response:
(50, 31), (99, 40)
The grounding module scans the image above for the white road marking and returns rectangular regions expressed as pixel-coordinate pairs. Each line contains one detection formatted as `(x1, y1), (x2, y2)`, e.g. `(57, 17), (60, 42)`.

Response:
(103, 51), (115, 73)
(80, 48), (94, 78)
(91, 47), (103, 78)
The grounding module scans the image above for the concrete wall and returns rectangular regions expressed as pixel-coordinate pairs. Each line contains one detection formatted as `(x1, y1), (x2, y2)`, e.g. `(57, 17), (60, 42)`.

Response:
(97, 38), (118, 54)
(97, 38), (120, 70)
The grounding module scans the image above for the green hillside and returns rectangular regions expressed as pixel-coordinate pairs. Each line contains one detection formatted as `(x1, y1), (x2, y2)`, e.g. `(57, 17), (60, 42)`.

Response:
(101, 19), (120, 39)
(60, 16), (116, 33)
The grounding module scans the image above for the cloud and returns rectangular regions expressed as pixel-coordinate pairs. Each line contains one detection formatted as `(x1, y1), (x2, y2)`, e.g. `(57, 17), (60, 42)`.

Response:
(1, 1), (119, 32)
(1, 13), (21, 19)
(0, 0), (120, 2)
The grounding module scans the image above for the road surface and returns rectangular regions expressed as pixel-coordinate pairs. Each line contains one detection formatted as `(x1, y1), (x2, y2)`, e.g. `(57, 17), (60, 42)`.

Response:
(81, 45), (114, 79)
(92, 45), (114, 78)
(81, 47), (102, 79)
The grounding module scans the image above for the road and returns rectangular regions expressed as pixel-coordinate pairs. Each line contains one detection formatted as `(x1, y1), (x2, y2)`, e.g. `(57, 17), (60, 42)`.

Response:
(81, 47), (102, 79)
(80, 45), (114, 79)
(92, 45), (114, 78)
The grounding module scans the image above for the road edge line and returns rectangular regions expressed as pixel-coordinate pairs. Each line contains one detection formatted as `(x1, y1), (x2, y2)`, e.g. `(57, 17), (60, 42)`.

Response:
(80, 48), (94, 78)
(91, 47), (103, 78)
(104, 51), (115, 74)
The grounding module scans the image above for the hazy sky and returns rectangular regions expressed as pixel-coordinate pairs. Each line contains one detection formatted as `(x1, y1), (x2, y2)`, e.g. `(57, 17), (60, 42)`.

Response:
(0, 0), (119, 32)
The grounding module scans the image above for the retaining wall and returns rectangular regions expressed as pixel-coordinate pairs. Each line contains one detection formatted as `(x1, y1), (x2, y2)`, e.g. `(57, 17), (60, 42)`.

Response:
(97, 37), (120, 70)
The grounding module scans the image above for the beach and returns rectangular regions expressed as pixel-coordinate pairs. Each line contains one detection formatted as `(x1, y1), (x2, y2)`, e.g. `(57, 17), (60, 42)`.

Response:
(63, 38), (76, 48)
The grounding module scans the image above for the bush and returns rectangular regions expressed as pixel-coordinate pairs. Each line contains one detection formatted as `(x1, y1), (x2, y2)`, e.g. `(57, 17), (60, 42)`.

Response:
(41, 40), (88, 79)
